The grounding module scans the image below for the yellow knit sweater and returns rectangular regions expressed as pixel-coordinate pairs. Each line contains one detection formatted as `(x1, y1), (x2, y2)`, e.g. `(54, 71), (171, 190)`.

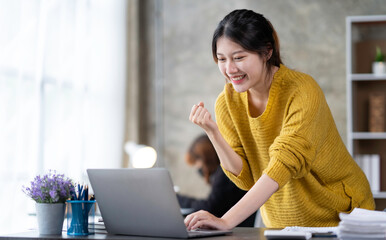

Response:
(215, 65), (375, 228)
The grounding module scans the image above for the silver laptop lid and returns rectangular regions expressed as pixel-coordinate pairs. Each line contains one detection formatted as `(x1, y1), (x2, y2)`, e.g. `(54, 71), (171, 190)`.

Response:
(87, 168), (189, 238)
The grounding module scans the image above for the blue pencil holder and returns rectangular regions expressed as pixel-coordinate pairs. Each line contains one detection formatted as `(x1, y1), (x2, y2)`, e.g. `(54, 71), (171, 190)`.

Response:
(66, 200), (96, 236)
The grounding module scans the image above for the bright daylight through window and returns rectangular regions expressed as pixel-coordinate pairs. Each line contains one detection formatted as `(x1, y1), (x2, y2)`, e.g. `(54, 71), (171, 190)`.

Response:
(0, 0), (127, 234)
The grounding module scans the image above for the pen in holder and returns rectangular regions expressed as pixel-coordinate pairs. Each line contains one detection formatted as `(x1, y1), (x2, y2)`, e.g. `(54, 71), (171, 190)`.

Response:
(66, 184), (96, 236)
(66, 200), (96, 235)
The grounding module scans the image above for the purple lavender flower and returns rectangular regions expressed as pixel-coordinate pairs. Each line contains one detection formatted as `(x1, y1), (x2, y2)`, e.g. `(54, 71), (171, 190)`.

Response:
(22, 170), (75, 203)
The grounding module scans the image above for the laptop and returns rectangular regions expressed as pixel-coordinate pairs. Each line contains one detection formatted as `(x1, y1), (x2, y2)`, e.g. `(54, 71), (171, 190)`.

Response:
(87, 168), (232, 238)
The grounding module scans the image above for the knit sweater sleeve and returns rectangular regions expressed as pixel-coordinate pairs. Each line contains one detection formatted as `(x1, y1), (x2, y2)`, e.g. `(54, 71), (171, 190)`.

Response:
(263, 77), (328, 188)
(215, 88), (255, 190)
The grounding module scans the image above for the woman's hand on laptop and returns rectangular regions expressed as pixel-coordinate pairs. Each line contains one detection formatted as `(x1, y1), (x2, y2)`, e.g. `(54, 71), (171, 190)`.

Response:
(184, 210), (231, 231)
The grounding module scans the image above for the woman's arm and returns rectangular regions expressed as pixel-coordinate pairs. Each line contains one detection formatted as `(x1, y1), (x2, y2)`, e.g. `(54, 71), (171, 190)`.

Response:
(190, 102), (243, 176)
(184, 174), (279, 230)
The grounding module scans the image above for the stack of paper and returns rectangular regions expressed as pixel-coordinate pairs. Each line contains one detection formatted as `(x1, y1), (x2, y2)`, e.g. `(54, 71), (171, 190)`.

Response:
(337, 208), (386, 239)
(94, 217), (107, 234)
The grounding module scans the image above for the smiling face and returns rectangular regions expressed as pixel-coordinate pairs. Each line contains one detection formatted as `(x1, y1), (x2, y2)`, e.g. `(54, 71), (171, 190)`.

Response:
(216, 37), (269, 93)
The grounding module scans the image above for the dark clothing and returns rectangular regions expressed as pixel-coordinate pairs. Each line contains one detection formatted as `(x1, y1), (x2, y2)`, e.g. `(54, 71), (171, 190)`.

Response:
(177, 166), (256, 227)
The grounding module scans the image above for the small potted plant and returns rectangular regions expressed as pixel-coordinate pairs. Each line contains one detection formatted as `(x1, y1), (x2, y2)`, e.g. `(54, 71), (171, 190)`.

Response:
(372, 46), (386, 75)
(22, 170), (75, 235)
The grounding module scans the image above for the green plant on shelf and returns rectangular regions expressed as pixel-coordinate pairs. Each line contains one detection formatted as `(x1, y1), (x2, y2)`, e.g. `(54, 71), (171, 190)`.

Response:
(375, 46), (384, 62)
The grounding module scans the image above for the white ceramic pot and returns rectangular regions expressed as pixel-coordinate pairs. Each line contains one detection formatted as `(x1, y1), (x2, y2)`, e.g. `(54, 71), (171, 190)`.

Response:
(35, 203), (65, 235)
(372, 62), (386, 75)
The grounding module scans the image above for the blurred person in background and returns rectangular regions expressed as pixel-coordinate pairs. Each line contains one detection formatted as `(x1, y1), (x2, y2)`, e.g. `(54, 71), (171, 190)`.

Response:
(177, 134), (256, 227)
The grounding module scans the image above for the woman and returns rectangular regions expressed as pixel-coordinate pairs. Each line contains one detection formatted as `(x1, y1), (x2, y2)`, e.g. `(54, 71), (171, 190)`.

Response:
(185, 9), (374, 230)
(177, 134), (256, 227)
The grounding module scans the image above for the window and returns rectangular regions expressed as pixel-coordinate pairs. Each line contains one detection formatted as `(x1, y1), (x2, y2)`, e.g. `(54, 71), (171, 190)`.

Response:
(0, 0), (127, 233)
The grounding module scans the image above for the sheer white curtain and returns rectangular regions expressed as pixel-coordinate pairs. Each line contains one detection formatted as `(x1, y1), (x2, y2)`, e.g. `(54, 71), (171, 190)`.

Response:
(0, 0), (127, 234)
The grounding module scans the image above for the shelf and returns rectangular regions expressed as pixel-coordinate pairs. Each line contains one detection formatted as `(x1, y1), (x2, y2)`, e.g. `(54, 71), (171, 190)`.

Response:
(373, 191), (386, 199)
(350, 73), (386, 81)
(347, 15), (386, 23)
(347, 15), (386, 208)
(352, 132), (386, 139)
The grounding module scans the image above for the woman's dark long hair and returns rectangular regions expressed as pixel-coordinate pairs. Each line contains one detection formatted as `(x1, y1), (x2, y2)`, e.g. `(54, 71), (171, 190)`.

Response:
(212, 9), (282, 75)
(185, 134), (220, 184)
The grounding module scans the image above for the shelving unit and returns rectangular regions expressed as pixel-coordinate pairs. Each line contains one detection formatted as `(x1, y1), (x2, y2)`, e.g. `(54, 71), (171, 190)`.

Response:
(346, 15), (386, 208)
